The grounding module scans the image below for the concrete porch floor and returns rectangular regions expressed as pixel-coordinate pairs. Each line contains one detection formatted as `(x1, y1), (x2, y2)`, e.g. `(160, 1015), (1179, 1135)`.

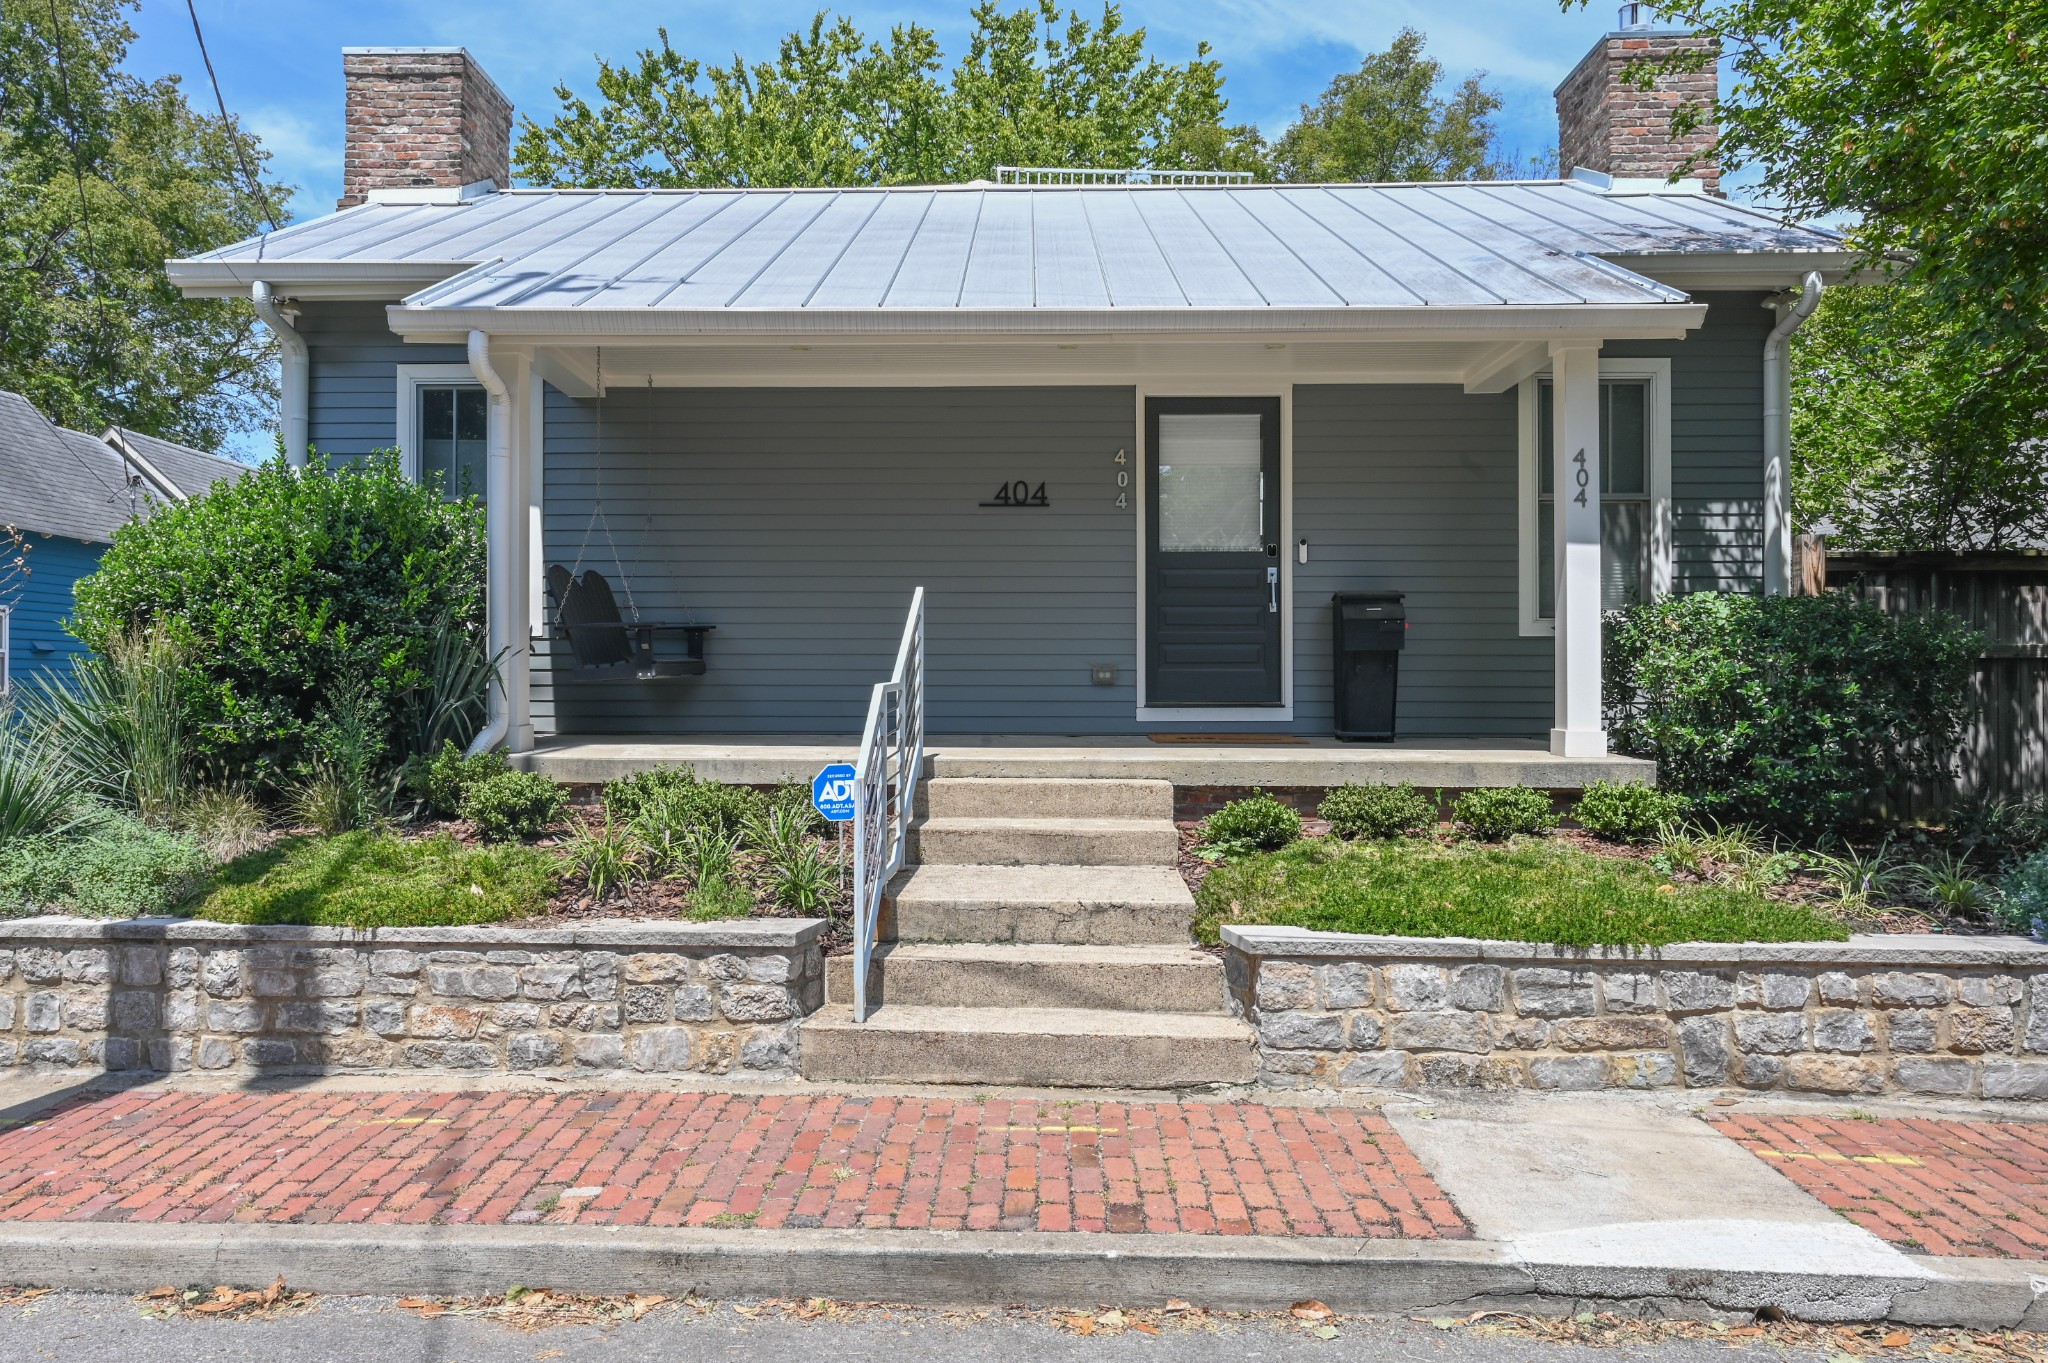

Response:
(516, 734), (1654, 788)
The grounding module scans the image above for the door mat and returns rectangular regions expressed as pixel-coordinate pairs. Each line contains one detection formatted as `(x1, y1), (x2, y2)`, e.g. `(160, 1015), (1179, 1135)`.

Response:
(1146, 733), (1308, 745)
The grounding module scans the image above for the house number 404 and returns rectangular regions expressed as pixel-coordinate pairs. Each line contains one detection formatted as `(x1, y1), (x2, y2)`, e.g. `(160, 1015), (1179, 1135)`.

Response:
(1115, 447), (1129, 509)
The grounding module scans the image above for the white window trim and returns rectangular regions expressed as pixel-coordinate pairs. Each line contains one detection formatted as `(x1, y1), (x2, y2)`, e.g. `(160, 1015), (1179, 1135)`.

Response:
(1517, 357), (1673, 638)
(394, 364), (487, 482)
(1133, 382), (1294, 722)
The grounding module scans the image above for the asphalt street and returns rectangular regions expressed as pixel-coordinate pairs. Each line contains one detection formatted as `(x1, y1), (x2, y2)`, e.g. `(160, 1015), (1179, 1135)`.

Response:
(0, 1292), (1915, 1363)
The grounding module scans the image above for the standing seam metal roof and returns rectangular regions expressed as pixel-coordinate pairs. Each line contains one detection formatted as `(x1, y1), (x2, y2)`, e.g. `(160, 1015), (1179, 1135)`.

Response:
(170, 181), (1844, 317)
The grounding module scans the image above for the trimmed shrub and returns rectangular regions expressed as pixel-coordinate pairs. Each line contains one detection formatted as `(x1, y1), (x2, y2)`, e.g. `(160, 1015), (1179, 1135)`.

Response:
(1200, 791), (1302, 857)
(413, 741), (509, 820)
(0, 809), (212, 917)
(1319, 782), (1435, 839)
(460, 770), (568, 843)
(1573, 780), (1687, 842)
(69, 452), (485, 785)
(1606, 592), (1980, 836)
(1997, 851), (2048, 937)
(1453, 787), (1557, 841)
(601, 765), (701, 822)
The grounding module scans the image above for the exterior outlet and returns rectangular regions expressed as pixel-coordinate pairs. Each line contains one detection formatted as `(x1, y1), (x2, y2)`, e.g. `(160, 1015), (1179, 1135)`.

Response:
(1554, 27), (1721, 195)
(340, 47), (513, 209)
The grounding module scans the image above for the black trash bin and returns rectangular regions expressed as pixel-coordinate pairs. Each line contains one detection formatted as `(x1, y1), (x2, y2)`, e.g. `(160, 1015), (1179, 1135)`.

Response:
(1331, 591), (1406, 741)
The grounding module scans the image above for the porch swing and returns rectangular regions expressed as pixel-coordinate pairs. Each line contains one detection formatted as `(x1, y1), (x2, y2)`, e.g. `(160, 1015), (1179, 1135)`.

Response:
(545, 355), (713, 681)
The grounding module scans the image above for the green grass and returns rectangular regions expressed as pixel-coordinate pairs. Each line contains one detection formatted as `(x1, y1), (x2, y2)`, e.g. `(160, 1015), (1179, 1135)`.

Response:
(1194, 837), (1849, 948)
(190, 831), (559, 929)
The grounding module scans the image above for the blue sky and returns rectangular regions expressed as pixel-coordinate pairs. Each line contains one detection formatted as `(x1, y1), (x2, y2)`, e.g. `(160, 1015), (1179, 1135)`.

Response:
(125, 0), (1661, 219)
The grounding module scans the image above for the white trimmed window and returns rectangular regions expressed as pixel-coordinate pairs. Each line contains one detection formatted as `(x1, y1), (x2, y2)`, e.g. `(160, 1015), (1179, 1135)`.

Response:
(395, 364), (489, 504)
(1518, 358), (1672, 636)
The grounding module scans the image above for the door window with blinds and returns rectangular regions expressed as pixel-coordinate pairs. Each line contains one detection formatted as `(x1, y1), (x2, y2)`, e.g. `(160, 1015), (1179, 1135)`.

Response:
(416, 385), (489, 504)
(1155, 413), (1265, 552)
(1520, 365), (1671, 634)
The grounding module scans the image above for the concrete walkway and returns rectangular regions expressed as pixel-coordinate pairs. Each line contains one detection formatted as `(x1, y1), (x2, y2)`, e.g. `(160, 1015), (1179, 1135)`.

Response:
(3, 1073), (2048, 1327)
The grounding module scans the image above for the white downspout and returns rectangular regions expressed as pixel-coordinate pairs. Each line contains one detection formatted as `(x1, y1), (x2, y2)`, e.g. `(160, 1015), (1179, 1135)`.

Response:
(1762, 270), (1824, 595)
(466, 329), (514, 756)
(250, 281), (309, 468)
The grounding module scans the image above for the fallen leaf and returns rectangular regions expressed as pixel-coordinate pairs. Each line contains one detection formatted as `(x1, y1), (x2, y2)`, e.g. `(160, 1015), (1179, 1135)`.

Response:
(1432, 1316), (1459, 1329)
(1883, 1333), (1913, 1348)
(1726, 1325), (1765, 1336)
(1291, 1300), (1333, 1320)
(1097, 1310), (1126, 1329)
(142, 1287), (178, 1300)
(1711, 1097), (1740, 1107)
(1163, 1299), (1195, 1313)
(1131, 1322), (1161, 1335)
(1314, 1325), (1341, 1340)
(1064, 1314), (1097, 1336)
(190, 1298), (251, 1314)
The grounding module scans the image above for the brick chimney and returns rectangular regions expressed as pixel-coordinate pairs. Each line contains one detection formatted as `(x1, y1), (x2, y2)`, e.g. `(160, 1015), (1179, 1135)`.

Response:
(339, 47), (512, 209)
(1555, 6), (1721, 194)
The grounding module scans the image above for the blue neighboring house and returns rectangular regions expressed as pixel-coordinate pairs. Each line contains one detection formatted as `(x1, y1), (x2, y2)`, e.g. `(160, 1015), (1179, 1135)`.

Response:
(0, 390), (247, 694)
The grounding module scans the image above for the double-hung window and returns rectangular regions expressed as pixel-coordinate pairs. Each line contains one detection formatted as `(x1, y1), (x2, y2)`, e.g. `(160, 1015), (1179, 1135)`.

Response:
(1518, 360), (1671, 635)
(396, 364), (489, 505)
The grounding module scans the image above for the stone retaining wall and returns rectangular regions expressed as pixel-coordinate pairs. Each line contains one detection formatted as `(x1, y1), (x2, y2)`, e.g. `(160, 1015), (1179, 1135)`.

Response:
(0, 917), (824, 1078)
(1224, 926), (2048, 1099)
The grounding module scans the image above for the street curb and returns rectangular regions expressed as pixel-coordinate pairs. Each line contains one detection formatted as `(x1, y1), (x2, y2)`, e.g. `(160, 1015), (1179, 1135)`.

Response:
(0, 1224), (2043, 1326)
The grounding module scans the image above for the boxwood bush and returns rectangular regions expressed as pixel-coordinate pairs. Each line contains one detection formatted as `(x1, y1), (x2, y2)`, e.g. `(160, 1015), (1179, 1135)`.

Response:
(460, 770), (568, 842)
(1605, 593), (1980, 836)
(1452, 787), (1557, 841)
(70, 452), (484, 786)
(1319, 782), (1436, 839)
(1573, 780), (1687, 842)
(1200, 791), (1302, 858)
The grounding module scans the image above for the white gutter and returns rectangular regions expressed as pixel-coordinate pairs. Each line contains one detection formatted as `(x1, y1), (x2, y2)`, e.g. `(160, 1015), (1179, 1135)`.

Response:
(250, 281), (309, 468)
(1762, 271), (1824, 595)
(464, 329), (515, 757)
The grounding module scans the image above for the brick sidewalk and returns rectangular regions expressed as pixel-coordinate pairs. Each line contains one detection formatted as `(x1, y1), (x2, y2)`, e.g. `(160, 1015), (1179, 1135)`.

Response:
(1710, 1114), (2048, 1259)
(0, 1090), (1469, 1239)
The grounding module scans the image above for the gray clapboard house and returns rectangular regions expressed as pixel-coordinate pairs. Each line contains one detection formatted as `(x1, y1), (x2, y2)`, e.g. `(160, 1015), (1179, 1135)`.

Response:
(167, 27), (1854, 795)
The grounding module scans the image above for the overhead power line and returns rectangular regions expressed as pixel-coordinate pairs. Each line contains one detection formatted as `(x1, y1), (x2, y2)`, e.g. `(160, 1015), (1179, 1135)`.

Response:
(183, 0), (282, 233)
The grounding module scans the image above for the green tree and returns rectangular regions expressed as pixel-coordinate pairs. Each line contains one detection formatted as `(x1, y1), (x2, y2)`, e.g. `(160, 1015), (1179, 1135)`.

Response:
(514, 3), (1264, 188)
(1793, 284), (2048, 551)
(0, 0), (289, 448)
(1565, 0), (2047, 344)
(1271, 29), (1512, 183)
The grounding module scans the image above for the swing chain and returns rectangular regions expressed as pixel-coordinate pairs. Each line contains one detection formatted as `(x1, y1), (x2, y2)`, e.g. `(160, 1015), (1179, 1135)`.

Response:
(567, 347), (641, 624)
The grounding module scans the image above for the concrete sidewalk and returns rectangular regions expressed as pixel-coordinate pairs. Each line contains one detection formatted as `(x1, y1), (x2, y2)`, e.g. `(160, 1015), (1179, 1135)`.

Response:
(2, 1072), (2046, 1327)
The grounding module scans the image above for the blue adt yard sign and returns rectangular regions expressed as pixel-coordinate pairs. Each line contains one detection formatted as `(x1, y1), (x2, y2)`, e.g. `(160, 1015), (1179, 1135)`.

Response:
(811, 764), (857, 822)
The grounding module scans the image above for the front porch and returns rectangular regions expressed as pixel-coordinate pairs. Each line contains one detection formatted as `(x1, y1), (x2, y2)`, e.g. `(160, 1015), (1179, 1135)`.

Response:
(517, 733), (1653, 791)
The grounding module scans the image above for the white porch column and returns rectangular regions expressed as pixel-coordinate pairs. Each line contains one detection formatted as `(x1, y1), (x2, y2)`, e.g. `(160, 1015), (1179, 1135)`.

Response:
(1550, 341), (1607, 758)
(502, 346), (537, 754)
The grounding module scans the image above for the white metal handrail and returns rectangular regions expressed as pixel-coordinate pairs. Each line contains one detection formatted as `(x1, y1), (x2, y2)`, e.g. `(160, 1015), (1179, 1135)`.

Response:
(851, 588), (925, 1023)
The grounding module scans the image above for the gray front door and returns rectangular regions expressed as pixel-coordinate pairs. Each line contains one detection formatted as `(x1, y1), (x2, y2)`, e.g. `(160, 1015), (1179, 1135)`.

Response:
(1145, 397), (1283, 707)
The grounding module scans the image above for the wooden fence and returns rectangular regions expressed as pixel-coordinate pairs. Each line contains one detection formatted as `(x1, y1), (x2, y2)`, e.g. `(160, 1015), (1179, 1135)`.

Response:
(1825, 550), (2048, 816)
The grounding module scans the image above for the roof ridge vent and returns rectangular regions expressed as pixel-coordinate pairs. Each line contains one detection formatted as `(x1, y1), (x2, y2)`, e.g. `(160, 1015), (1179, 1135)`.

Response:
(991, 166), (1254, 186)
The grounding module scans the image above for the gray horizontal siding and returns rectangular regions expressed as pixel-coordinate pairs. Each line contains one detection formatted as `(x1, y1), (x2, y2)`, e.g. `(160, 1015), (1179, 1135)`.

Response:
(300, 301), (465, 463)
(1291, 385), (1549, 737)
(536, 386), (1139, 736)
(1610, 290), (1770, 594)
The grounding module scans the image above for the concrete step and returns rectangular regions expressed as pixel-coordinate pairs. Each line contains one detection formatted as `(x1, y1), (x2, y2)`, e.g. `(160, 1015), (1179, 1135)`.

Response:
(826, 943), (1229, 1015)
(882, 865), (1196, 945)
(909, 816), (1179, 868)
(798, 1005), (1256, 1088)
(918, 777), (1173, 821)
